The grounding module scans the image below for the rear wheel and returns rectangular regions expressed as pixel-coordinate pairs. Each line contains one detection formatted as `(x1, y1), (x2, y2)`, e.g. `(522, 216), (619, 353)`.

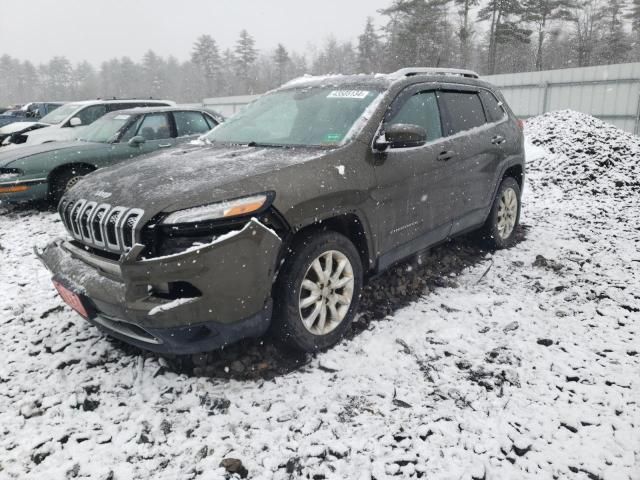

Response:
(272, 231), (363, 352)
(479, 177), (521, 249)
(49, 166), (93, 207)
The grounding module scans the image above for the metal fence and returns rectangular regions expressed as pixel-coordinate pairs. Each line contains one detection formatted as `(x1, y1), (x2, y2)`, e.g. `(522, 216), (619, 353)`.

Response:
(484, 62), (640, 135)
(202, 94), (259, 118)
(203, 62), (640, 135)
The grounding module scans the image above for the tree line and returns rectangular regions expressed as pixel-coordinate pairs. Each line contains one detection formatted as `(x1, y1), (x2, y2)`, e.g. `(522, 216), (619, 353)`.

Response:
(1, 0), (639, 106)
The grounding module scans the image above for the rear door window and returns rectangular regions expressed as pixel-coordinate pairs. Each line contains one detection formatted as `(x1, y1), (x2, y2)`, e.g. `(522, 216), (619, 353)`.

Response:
(137, 113), (172, 140)
(174, 111), (212, 137)
(479, 90), (507, 123)
(387, 91), (442, 142)
(439, 91), (486, 136)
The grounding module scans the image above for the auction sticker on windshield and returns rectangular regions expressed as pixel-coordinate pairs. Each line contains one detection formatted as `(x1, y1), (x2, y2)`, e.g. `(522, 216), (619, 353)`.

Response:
(327, 90), (370, 99)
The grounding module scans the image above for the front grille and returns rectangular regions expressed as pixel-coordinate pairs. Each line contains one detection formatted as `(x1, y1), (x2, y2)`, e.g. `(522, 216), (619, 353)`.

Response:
(59, 198), (144, 254)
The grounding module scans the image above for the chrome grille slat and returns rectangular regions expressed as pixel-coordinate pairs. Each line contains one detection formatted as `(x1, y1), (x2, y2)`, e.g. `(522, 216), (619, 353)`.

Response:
(60, 198), (144, 255)
(79, 201), (97, 243)
(70, 200), (86, 240)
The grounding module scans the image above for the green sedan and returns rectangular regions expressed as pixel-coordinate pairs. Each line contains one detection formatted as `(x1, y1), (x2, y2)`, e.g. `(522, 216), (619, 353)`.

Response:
(0, 106), (221, 205)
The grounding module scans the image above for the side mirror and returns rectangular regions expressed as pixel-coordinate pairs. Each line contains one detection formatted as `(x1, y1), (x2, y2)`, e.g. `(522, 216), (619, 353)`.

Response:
(128, 136), (146, 147)
(69, 117), (82, 127)
(375, 123), (428, 151)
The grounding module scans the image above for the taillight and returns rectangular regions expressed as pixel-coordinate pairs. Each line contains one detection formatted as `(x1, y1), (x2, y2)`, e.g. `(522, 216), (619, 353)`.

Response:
(516, 119), (524, 130)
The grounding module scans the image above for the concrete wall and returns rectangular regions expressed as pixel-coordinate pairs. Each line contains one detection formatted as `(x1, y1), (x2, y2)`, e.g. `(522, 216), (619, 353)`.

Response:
(203, 63), (640, 134)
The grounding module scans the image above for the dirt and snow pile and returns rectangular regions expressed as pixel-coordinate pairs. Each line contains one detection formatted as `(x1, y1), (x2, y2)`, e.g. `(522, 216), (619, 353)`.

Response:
(0, 111), (638, 480)
(526, 110), (640, 193)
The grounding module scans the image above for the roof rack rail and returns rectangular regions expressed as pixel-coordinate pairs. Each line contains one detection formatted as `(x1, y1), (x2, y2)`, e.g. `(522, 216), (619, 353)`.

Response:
(390, 67), (480, 79)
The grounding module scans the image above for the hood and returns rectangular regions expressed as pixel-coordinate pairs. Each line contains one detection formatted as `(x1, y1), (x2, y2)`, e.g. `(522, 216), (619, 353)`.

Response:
(25, 125), (84, 145)
(0, 121), (41, 135)
(65, 142), (326, 216)
(0, 141), (104, 169)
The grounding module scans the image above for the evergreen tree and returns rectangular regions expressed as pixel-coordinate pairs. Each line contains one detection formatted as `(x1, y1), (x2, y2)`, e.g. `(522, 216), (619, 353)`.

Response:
(234, 30), (258, 93)
(479, 0), (531, 74)
(273, 44), (291, 86)
(569, 0), (604, 66)
(627, 0), (640, 34)
(43, 56), (73, 99)
(357, 17), (382, 73)
(523, 0), (574, 70)
(454, 0), (480, 67)
(599, 0), (631, 64)
(381, 0), (456, 71)
(191, 34), (221, 94)
(142, 50), (166, 98)
(73, 61), (98, 99)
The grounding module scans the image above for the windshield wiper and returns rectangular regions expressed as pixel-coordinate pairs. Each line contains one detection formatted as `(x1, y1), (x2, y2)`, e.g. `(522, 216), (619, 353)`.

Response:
(246, 141), (287, 148)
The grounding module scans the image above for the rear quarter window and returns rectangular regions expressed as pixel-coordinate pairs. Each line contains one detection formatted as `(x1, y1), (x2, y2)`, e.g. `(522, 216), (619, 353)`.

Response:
(479, 90), (507, 123)
(439, 91), (486, 136)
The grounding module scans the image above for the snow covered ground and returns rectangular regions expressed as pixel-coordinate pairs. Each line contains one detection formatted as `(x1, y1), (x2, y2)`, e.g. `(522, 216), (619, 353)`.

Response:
(0, 111), (638, 480)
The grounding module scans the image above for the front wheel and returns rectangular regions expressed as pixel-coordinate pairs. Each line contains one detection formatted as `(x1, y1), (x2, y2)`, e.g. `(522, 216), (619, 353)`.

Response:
(272, 231), (363, 352)
(479, 177), (521, 249)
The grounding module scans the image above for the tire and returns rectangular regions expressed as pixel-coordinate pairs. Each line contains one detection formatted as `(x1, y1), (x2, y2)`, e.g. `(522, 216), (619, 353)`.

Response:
(49, 166), (93, 207)
(272, 231), (363, 352)
(478, 177), (521, 249)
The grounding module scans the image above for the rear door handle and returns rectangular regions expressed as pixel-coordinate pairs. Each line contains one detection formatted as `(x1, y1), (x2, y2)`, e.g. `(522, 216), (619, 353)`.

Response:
(491, 135), (506, 145)
(437, 150), (456, 162)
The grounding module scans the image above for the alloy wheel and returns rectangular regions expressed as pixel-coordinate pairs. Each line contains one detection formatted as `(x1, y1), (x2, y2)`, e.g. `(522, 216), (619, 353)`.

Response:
(497, 187), (518, 239)
(298, 250), (355, 336)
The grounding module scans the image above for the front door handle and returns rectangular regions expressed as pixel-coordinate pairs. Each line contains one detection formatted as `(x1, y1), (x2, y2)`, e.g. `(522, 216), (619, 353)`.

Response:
(437, 150), (456, 162)
(491, 135), (506, 145)
(158, 143), (172, 148)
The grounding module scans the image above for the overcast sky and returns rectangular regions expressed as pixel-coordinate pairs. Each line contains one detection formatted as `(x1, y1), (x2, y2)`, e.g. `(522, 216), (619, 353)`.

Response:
(0, 0), (391, 65)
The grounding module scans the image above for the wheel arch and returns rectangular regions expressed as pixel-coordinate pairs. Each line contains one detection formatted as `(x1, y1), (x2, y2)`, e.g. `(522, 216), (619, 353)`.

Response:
(287, 212), (374, 276)
(47, 162), (98, 198)
(47, 162), (97, 185)
(502, 163), (524, 189)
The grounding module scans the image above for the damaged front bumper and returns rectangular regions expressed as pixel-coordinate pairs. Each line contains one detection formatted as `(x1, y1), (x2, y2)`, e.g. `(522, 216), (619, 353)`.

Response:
(37, 219), (283, 354)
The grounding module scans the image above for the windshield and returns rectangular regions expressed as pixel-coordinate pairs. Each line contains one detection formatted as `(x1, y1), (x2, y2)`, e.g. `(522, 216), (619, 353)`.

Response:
(204, 86), (382, 147)
(39, 103), (83, 125)
(78, 113), (137, 143)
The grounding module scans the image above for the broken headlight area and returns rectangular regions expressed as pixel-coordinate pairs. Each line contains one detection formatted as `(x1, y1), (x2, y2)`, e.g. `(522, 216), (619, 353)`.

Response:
(141, 207), (289, 259)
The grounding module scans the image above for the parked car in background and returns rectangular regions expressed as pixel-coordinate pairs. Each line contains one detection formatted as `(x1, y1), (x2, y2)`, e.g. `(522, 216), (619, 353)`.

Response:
(0, 99), (175, 148)
(38, 68), (524, 355)
(0, 107), (222, 204)
(0, 106), (221, 205)
(0, 102), (65, 128)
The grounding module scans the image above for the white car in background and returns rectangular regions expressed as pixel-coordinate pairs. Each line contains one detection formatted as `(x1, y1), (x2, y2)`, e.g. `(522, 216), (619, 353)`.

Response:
(0, 99), (175, 148)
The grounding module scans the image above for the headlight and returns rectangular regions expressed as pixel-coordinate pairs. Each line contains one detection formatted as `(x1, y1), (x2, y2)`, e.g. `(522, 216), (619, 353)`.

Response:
(0, 168), (24, 182)
(161, 193), (272, 225)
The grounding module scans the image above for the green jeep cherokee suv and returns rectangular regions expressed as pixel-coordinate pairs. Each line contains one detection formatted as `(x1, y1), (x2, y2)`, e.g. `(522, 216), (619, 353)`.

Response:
(38, 68), (525, 354)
